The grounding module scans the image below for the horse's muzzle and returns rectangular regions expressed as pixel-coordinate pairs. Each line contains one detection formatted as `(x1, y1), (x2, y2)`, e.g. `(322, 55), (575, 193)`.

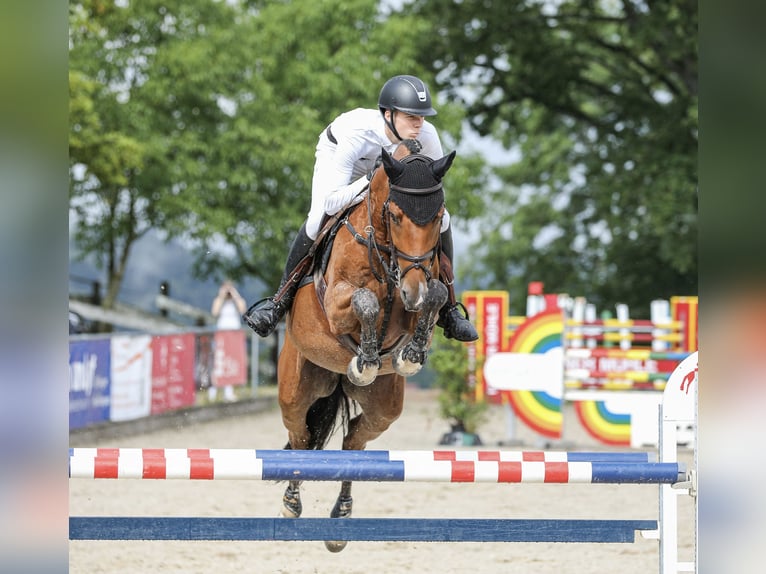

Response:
(400, 280), (428, 312)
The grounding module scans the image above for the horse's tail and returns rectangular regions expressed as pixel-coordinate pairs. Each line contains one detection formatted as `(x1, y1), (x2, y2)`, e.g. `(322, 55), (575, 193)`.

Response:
(305, 377), (350, 450)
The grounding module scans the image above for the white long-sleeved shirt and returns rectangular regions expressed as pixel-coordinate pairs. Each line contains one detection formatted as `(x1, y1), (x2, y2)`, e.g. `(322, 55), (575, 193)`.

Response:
(305, 108), (450, 239)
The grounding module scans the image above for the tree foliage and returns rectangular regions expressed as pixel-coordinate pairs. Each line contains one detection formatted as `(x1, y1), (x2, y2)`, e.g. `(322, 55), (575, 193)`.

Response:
(430, 335), (488, 434)
(68, 0), (486, 308)
(405, 0), (697, 315)
(69, 0), (696, 319)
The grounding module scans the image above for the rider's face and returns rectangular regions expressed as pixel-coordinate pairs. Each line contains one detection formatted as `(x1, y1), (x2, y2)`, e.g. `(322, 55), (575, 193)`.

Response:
(387, 110), (425, 141)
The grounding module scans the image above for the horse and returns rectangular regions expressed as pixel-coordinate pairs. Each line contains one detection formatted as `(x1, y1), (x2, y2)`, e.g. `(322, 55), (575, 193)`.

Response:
(277, 139), (456, 552)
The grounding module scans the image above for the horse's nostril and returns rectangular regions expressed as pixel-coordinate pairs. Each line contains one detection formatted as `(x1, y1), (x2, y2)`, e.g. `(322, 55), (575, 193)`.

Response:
(401, 286), (425, 311)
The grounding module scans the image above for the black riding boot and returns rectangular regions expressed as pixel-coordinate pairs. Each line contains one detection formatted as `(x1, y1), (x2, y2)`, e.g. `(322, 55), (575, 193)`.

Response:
(243, 223), (314, 337)
(436, 228), (479, 342)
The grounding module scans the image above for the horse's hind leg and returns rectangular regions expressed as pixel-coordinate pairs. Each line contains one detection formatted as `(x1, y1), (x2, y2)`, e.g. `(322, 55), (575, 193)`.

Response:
(324, 374), (406, 553)
(277, 336), (339, 519)
(281, 480), (303, 518)
(324, 480), (353, 553)
(346, 288), (381, 386)
(343, 374), (406, 451)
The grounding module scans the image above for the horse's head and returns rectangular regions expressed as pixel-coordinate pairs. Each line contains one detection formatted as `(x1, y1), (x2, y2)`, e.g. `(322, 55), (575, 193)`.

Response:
(374, 144), (456, 312)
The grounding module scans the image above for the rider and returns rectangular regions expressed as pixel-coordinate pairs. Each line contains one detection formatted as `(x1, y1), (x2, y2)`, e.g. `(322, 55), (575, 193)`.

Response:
(243, 74), (478, 342)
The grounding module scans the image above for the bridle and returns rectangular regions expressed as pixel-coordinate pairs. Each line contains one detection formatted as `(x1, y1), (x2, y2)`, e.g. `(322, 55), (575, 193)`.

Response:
(344, 170), (442, 289)
(335, 156), (443, 354)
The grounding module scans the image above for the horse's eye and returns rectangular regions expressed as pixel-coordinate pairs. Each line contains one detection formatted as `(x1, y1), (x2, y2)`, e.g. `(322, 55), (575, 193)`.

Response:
(390, 212), (401, 225)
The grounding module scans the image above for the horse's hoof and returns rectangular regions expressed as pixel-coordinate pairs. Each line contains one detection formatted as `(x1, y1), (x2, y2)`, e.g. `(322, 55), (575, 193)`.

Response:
(324, 540), (348, 553)
(280, 505), (300, 518)
(347, 357), (377, 386)
(324, 494), (352, 551)
(393, 351), (423, 376)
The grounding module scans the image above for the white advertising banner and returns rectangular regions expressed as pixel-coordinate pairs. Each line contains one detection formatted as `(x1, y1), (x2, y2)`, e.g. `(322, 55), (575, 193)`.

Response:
(110, 334), (153, 422)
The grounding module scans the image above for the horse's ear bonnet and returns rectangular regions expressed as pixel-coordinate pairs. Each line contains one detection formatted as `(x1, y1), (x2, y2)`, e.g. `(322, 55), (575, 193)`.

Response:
(384, 150), (455, 225)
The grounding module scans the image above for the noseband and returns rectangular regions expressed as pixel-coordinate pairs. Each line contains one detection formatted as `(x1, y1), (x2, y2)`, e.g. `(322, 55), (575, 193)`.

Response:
(344, 164), (442, 288)
(379, 196), (440, 287)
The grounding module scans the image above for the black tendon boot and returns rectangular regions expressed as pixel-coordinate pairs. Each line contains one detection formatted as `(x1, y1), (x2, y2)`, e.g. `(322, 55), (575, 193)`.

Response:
(243, 223), (314, 337)
(436, 228), (479, 342)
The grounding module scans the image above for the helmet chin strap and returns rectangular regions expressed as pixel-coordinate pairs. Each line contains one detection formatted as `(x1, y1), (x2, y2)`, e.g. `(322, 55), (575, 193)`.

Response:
(383, 109), (403, 142)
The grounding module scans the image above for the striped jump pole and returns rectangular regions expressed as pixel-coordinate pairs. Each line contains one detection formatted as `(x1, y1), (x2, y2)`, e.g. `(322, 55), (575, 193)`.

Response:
(69, 448), (685, 484)
(565, 349), (690, 361)
(71, 447), (657, 463)
(563, 349), (691, 392)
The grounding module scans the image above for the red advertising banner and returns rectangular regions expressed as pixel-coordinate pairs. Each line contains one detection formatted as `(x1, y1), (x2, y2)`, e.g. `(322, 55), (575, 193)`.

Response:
(463, 292), (478, 397)
(150, 333), (196, 415)
(462, 291), (508, 403)
(671, 296), (698, 352)
(212, 330), (248, 387)
(480, 293), (507, 403)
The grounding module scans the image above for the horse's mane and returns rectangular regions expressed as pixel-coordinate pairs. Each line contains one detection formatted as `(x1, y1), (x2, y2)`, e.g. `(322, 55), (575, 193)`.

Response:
(396, 139), (422, 156)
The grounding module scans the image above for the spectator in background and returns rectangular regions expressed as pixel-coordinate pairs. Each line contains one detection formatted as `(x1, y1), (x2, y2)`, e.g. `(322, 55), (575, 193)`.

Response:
(69, 310), (84, 335)
(209, 280), (247, 402)
(69, 309), (91, 334)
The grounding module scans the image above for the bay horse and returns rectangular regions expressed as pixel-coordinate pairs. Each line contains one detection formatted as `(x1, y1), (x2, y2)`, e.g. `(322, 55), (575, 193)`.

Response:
(277, 139), (455, 552)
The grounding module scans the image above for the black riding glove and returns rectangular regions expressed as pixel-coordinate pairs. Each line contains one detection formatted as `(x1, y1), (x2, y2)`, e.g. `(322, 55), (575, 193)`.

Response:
(367, 154), (383, 180)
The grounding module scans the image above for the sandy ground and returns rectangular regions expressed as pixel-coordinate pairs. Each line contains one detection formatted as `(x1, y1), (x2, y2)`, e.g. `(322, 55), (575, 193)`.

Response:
(69, 386), (695, 574)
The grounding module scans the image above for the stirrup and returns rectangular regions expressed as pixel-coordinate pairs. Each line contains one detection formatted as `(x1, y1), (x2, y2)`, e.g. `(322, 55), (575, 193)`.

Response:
(450, 302), (471, 320)
(437, 301), (467, 326)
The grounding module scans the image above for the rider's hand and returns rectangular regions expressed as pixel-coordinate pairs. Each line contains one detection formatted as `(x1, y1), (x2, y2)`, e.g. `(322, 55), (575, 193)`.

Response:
(366, 154), (383, 180)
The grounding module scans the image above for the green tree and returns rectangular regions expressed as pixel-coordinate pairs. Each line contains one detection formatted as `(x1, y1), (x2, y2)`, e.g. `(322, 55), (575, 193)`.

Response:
(69, 0), (487, 310)
(405, 0), (697, 315)
(69, 0), (253, 308)
(430, 335), (488, 437)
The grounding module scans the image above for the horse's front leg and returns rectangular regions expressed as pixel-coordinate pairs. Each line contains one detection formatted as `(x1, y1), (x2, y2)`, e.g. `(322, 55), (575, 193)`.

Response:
(346, 288), (381, 386)
(394, 280), (448, 376)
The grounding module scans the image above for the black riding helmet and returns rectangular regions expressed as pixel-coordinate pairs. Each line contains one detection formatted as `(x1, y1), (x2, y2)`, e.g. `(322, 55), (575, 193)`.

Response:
(378, 75), (437, 140)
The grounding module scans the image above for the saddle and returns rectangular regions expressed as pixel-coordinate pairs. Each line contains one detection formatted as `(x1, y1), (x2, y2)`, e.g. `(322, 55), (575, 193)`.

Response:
(309, 202), (367, 308)
(294, 202), (356, 292)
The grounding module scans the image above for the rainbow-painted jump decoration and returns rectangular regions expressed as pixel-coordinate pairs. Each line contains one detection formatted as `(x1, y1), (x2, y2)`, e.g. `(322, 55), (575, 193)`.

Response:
(573, 400), (631, 446)
(565, 348), (692, 446)
(503, 309), (565, 439)
(464, 289), (698, 447)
